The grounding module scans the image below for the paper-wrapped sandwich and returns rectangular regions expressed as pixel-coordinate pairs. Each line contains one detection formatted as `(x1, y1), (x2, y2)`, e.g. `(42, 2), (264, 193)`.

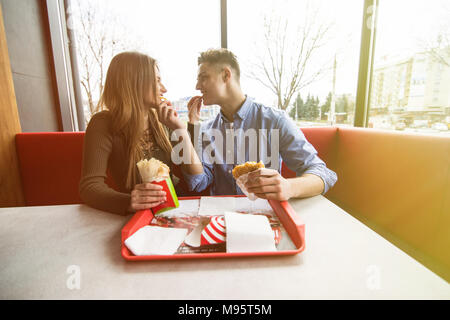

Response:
(232, 161), (265, 201)
(137, 158), (179, 215)
(232, 161), (265, 180)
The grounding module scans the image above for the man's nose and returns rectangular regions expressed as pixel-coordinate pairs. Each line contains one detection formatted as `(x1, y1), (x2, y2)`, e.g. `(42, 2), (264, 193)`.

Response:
(161, 84), (167, 93)
(195, 81), (201, 91)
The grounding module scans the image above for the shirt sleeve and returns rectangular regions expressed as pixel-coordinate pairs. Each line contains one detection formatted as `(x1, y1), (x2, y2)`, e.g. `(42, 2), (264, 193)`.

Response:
(276, 112), (337, 194)
(181, 163), (214, 193)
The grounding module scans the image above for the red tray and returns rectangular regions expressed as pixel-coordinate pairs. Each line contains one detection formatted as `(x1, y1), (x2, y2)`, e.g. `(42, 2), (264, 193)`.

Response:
(121, 195), (305, 261)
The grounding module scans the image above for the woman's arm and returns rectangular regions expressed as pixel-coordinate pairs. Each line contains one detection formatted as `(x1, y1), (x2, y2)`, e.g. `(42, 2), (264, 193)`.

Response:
(79, 113), (132, 215)
(156, 101), (203, 175)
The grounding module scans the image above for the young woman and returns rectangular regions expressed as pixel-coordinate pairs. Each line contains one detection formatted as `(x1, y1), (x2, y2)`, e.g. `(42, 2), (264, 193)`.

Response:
(79, 51), (202, 215)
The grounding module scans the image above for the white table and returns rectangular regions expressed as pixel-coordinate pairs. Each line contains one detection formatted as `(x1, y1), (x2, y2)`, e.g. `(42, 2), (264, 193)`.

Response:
(0, 196), (448, 299)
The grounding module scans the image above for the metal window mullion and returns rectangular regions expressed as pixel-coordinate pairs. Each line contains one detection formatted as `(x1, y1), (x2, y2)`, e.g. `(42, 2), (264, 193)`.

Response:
(64, 0), (85, 131)
(354, 0), (378, 127)
(221, 0), (227, 48)
(46, 0), (78, 132)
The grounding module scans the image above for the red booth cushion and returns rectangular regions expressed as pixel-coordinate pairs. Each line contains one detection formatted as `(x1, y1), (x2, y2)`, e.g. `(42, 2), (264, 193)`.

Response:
(15, 132), (85, 206)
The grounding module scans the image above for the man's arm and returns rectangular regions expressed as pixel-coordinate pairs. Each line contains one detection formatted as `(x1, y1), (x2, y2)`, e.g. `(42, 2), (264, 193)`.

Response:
(245, 169), (325, 201)
(171, 128), (204, 175)
(182, 162), (214, 193)
(179, 95), (214, 193)
(181, 121), (215, 193)
(288, 174), (325, 198)
(246, 111), (337, 201)
(154, 98), (203, 175)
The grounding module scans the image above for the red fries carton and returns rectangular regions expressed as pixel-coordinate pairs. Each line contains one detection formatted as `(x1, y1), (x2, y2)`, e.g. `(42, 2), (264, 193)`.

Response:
(136, 158), (179, 215)
(150, 177), (179, 215)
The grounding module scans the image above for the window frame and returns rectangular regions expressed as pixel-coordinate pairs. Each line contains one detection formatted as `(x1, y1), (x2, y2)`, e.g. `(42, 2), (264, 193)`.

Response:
(46, 0), (80, 131)
(354, 0), (379, 128)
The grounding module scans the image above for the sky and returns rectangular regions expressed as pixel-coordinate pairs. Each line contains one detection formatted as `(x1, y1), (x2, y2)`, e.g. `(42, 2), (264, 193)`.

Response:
(71, 0), (449, 107)
(375, 0), (450, 59)
(228, 0), (366, 105)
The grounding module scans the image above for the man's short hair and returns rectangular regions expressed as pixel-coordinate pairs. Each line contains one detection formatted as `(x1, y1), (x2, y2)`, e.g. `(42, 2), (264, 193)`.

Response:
(198, 48), (240, 81)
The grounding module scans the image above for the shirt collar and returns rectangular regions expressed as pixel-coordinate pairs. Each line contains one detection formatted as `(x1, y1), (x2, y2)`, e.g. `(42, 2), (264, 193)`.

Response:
(219, 95), (253, 122)
(236, 95), (253, 120)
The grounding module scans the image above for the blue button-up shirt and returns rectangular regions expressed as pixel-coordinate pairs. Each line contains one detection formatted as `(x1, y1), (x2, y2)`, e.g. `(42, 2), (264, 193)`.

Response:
(183, 96), (337, 196)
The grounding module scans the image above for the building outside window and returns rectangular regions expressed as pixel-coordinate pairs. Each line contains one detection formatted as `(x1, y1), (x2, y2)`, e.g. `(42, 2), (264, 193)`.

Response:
(368, 0), (450, 135)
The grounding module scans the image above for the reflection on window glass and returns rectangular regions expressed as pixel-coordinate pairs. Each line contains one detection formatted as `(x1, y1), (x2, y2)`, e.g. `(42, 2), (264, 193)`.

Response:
(369, 0), (450, 135)
(69, 0), (220, 124)
(228, 0), (363, 127)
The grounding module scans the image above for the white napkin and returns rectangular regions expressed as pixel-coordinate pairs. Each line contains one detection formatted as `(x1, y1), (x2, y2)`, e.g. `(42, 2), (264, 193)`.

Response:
(124, 226), (188, 255)
(235, 173), (258, 200)
(224, 211), (276, 253)
(198, 196), (236, 216)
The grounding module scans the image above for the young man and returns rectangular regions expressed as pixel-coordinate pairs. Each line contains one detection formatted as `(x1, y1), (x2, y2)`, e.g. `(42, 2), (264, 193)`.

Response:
(183, 48), (337, 201)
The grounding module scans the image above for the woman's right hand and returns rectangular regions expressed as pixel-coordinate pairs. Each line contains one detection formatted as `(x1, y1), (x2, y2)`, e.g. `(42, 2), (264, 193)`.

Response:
(156, 100), (186, 131)
(128, 183), (167, 212)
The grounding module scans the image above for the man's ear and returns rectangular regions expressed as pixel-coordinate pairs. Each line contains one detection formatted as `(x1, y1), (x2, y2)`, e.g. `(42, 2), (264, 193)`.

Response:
(222, 66), (232, 82)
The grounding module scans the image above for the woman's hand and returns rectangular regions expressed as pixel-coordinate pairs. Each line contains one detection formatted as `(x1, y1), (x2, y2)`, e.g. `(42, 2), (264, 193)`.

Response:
(128, 183), (167, 212)
(156, 100), (186, 130)
(187, 96), (202, 124)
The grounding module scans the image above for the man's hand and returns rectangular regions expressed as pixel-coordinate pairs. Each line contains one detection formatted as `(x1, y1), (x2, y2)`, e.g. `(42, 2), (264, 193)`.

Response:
(129, 183), (167, 212)
(245, 168), (292, 201)
(156, 99), (186, 130)
(187, 96), (202, 124)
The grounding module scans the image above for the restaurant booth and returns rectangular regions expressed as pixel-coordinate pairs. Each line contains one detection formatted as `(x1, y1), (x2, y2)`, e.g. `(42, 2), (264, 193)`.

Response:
(12, 127), (450, 284)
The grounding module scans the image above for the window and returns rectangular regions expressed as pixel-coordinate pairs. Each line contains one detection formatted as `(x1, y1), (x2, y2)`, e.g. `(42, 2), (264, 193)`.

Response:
(368, 0), (450, 135)
(69, 0), (220, 125)
(228, 0), (363, 127)
(66, 0), (449, 134)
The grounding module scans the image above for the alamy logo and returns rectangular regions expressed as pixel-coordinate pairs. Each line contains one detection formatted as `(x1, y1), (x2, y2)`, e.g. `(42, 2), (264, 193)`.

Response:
(66, 265), (81, 290)
(366, 265), (381, 290)
(170, 127), (280, 168)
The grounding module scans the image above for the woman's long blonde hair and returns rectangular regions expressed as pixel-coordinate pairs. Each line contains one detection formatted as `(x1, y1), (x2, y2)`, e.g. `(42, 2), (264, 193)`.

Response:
(96, 51), (172, 190)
